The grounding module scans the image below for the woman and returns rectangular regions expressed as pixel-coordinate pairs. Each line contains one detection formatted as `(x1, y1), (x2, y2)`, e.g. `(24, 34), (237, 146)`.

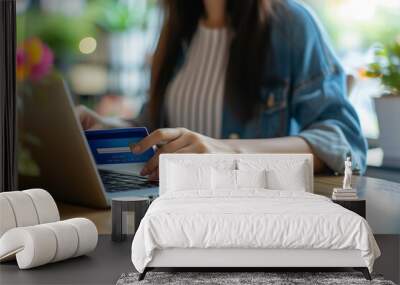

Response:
(78, 0), (367, 180)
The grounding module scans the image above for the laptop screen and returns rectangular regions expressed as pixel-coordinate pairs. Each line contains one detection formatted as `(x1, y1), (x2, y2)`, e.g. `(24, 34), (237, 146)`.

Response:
(85, 127), (154, 174)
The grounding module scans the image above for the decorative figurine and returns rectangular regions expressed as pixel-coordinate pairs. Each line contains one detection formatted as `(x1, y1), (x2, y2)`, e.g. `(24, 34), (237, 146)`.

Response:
(343, 156), (352, 190)
(332, 156), (357, 200)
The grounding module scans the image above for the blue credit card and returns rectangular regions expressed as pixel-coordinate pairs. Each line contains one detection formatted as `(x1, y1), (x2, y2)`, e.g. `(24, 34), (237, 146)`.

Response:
(85, 127), (154, 165)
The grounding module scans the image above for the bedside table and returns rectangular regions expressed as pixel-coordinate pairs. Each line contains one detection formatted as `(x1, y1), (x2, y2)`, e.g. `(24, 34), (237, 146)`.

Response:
(111, 197), (152, 242)
(332, 199), (366, 218)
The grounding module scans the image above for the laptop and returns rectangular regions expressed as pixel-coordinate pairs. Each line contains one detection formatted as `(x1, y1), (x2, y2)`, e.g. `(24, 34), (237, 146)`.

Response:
(18, 73), (159, 208)
(85, 127), (159, 193)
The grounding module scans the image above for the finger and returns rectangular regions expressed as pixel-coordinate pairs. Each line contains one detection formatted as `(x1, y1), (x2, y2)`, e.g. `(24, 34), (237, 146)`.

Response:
(148, 168), (159, 181)
(76, 105), (98, 130)
(75, 105), (86, 118)
(82, 116), (94, 130)
(175, 145), (198, 153)
(76, 106), (89, 129)
(88, 123), (104, 130)
(131, 128), (183, 154)
(141, 136), (191, 175)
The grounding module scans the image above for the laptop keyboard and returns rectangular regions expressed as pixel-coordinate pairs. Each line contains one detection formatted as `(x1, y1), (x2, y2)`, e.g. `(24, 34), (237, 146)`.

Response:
(98, 169), (158, 193)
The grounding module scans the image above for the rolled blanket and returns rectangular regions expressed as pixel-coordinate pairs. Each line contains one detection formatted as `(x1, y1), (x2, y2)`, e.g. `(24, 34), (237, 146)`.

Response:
(0, 218), (98, 269)
(0, 189), (60, 237)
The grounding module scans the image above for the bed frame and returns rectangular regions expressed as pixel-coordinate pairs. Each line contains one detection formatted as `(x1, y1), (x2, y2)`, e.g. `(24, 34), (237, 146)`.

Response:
(138, 248), (371, 280)
(137, 154), (372, 281)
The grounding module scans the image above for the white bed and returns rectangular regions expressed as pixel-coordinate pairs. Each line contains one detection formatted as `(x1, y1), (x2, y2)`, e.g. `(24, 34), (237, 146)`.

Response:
(131, 154), (380, 280)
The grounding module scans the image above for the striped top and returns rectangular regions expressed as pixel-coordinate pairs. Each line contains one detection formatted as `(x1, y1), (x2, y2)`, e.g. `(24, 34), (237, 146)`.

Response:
(165, 24), (231, 139)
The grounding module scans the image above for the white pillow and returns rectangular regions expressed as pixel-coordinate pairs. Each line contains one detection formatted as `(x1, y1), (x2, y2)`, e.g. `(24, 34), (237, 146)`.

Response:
(236, 169), (267, 189)
(167, 163), (211, 191)
(212, 169), (236, 190)
(237, 159), (309, 192)
(212, 169), (267, 190)
(266, 162), (307, 191)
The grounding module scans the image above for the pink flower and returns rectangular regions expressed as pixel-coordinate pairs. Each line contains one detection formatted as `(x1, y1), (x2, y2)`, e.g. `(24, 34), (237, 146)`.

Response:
(29, 43), (54, 81)
(16, 49), (26, 66)
(16, 37), (54, 82)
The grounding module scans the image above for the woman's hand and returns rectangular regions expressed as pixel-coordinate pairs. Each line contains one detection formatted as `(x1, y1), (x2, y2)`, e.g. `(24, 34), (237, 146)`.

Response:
(130, 128), (235, 179)
(76, 105), (131, 130)
(76, 105), (107, 130)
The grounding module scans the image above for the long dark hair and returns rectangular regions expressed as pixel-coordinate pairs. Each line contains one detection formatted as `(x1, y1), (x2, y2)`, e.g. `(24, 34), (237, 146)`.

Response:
(149, 0), (276, 128)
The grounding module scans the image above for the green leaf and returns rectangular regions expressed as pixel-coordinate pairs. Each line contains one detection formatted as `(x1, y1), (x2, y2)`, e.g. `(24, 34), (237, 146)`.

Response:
(367, 39), (400, 94)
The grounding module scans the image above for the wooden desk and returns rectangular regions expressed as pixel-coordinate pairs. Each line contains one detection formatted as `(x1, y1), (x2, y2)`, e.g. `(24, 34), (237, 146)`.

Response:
(315, 175), (400, 234)
(58, 203), (111, 234)
(58, 175), (400, 235)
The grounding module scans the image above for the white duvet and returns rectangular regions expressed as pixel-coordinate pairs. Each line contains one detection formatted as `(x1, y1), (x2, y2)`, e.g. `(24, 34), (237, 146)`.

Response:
(131, 190), (380, 273)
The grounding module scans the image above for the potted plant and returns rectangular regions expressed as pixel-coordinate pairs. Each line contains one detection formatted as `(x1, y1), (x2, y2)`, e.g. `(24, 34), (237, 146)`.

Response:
(366, 40), (400, 164)
(16, 37), (54, 178)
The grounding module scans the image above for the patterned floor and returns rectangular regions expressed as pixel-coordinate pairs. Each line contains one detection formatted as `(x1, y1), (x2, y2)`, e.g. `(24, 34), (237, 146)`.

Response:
(117, 271), (395, 285)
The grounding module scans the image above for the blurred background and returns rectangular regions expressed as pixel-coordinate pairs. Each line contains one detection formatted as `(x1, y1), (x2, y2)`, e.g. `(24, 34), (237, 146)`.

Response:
(16, 0), (400, 178)
(17, 0), (159, 120)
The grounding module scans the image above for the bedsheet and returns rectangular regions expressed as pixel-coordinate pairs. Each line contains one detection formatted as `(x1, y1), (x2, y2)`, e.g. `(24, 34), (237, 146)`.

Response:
(131, 190), (380, 273)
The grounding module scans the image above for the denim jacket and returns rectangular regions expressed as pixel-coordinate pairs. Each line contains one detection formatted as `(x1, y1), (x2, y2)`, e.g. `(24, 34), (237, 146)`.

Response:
(138, 0), (367, 174)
